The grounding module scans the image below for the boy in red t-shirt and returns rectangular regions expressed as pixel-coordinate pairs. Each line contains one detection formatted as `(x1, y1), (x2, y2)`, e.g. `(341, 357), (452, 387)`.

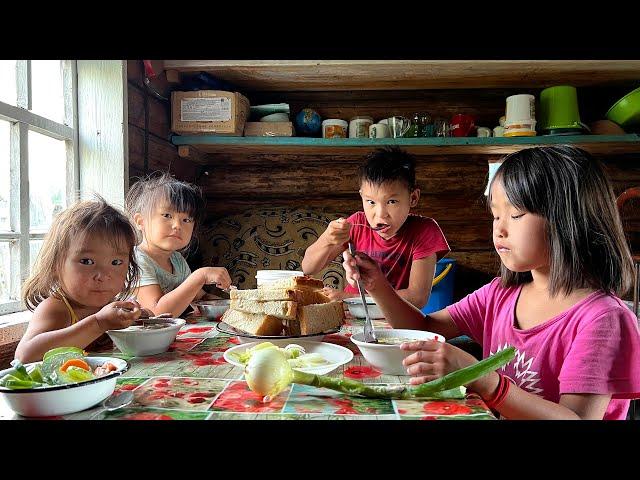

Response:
(302, 147), (450, 308)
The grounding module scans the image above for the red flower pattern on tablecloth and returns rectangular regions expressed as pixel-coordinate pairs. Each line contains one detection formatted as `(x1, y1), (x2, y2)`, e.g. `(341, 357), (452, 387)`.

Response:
(422, 401), (473, 416)
(421, 415), (438, 421)
(344, 365), (381, 379)
(328, 398), (358, 415)
(169, 337), (203, 351)
(182, 351), (227, 366)
(227, 337), (240, 344)
(177, 326), (214, 337)
(212, 381), (287, 413)
(121, 383), (138, 391)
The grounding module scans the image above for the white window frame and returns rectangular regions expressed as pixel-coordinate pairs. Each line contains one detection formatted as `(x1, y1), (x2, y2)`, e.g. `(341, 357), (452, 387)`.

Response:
(0, 60), (79, 315)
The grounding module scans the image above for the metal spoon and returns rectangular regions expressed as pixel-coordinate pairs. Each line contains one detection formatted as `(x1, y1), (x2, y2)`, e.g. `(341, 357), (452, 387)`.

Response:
(348, 242), (378, 344)
(351, 223), (386, 231)
(89, 390), (134, 419)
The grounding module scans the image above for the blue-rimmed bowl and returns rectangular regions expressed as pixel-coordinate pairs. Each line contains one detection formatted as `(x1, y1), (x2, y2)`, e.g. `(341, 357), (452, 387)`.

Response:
(0, 356), (129, 417)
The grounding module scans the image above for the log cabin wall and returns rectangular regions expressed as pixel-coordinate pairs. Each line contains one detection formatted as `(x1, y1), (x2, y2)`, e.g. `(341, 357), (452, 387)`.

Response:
(126, 64), (640, 301)
(126, 60), (198, 183)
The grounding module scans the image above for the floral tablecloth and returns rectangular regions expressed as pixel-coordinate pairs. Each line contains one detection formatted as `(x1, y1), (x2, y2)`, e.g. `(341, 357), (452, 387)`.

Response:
(0, 315), (496, 420)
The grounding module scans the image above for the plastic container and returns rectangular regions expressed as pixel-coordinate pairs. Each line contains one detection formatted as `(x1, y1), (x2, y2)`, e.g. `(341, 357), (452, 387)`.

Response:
(606, 86), (640, 128)
(322, 119), (348, 138)
(255, 269), (303, 287)
(421, 258), (456, 315)
(538, 85), (584, 132)
(504, 94), (537, 137)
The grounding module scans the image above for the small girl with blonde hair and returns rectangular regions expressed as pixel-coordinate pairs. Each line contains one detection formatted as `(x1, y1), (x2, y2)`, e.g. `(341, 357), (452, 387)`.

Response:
(16, 198), (145, 363)
(126, 172), (231, 317)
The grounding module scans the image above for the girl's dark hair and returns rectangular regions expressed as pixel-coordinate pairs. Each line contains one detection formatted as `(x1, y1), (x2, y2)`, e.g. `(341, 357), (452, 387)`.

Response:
(125, 171), (205, 252)
(22, 197), (140, 311)
(489, 145), (634, 297)
(357, 146), (417, 191)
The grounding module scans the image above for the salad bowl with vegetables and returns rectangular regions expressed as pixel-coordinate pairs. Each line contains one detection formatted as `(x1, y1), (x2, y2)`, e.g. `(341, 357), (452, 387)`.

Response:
(0, 347), (129, 417)
(224, 341), (353, 375)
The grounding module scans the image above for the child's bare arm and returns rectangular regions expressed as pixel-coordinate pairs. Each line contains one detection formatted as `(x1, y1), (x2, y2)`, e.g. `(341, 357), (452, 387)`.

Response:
(343, 250), (461, 337)
(136, 267), (231, 317)
(302, 219), (351, 275)
(402, 341), (612, 419)
(14, 299), (142, 363)
(394, 255), (437, 309)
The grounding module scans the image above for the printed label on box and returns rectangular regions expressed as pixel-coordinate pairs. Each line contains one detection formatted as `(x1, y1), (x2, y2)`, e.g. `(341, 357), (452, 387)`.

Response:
(180, 97), (232, 122)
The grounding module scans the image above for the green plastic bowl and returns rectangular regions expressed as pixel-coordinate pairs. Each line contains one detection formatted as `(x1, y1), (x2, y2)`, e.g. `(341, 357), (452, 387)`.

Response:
(606, 86), (640, 128)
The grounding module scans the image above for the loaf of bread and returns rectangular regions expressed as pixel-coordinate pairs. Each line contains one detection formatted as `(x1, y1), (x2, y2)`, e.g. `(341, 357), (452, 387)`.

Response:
(298, 301), (344, 335)
(229, 299), (298, 320)
(221, 309), (284, 336)
(223, 274), (343, 336)
(230, 287), (330, 305)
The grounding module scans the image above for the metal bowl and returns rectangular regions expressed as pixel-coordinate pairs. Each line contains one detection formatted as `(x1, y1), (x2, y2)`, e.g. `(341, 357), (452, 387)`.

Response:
(343, 296), (385, 319)
(190, 299), (230, 319)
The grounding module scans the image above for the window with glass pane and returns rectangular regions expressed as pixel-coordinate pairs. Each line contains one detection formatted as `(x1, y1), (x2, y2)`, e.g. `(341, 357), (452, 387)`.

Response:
(30, 240), (43, 271)
(29, 131), (67, 232)
(0, 242), (10, 302)
(31, 61), (65, 124)
(0, 120), (9, 232)
(0, 60), (17, 107)
(0, 60), (77, 315)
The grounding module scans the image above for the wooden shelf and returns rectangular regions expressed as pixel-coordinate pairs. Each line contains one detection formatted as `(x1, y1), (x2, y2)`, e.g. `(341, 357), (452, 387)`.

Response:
(162, 60), (640, 91)
(171, 134), (640, 158)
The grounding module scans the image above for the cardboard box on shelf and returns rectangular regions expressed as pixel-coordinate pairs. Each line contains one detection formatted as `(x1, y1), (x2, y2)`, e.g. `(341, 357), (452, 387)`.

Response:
(243, 122), (294, 137)
(171, 90), (250, 136)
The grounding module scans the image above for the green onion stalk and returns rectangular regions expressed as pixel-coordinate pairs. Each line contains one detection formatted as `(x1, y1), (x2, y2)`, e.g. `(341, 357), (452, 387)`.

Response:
(244, 345), (516, 403)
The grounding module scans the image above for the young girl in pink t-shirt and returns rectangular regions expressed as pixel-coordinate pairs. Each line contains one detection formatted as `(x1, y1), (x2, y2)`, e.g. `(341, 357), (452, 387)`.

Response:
(343, 145), (640, 420)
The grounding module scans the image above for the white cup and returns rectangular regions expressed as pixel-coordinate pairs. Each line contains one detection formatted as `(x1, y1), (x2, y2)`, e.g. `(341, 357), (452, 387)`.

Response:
(369, 123), (390, 138)
(477, 127), (492, 137)
(493, 126), (505, 137)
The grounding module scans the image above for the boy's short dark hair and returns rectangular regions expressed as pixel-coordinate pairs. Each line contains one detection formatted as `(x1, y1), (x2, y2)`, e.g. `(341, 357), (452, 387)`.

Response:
(357, 147), (417, 191)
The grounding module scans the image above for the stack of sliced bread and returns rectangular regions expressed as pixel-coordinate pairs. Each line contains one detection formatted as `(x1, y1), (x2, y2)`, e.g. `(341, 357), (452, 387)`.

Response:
(222, 275), (344, 336)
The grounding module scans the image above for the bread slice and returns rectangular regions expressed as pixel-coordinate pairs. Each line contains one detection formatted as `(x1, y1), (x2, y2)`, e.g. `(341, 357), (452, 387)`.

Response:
(221, 309), (284, 336)
(258, 275), (324, 291)
(230, 299), (297, 320)
(230, 288), (330, 305)
(298, 301), (344, 335)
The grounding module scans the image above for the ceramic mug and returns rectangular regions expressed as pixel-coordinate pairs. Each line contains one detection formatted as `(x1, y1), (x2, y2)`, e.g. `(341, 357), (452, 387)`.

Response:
(369, 123), (390, 138)
(477, 126), (492, 137)
(451, 114), (477, 137)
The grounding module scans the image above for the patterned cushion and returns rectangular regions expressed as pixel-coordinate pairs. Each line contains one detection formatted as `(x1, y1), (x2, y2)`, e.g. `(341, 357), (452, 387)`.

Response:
(195, 207), (347, 290)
